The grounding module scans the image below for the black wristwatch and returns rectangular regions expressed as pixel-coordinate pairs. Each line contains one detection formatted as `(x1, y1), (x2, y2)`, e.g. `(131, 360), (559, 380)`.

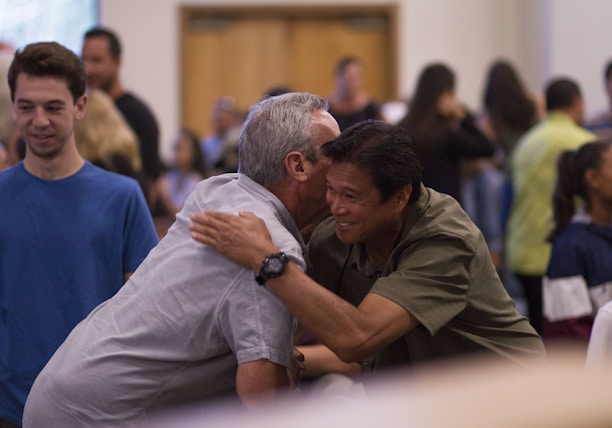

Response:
(255, 252), (289, 285)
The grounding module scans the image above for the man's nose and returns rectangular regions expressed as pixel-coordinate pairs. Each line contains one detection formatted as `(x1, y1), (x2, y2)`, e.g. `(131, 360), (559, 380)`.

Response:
(32, 107), (50, 127)
(328, 195), (346, 215)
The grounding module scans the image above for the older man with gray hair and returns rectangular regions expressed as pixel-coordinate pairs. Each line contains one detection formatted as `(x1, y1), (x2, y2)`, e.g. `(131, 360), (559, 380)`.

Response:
(24, 92), (340, 426)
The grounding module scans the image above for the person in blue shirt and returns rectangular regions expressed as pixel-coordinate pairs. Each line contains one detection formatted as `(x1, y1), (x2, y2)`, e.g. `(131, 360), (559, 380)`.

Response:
(0, 41), (158, 427)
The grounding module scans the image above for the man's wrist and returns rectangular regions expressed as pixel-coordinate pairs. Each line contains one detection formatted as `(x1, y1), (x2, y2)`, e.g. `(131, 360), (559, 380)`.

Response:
(251, 245), (281, 272)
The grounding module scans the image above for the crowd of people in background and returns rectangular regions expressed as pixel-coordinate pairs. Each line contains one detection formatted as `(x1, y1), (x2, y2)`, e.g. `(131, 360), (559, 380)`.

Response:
(1, 24), (612, 428)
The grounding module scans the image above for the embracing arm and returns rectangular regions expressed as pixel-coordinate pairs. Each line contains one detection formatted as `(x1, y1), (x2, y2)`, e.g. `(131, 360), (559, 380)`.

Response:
(266, 263), (417, 362)
(190, 211), (419, 363)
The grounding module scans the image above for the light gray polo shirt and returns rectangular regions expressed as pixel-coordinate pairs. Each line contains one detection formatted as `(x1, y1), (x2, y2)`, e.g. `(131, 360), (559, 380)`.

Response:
(24, 174), (305, 427)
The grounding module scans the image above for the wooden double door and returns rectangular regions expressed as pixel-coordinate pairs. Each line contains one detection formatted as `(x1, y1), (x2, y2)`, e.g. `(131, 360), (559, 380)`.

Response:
(181, 5), (398, 138)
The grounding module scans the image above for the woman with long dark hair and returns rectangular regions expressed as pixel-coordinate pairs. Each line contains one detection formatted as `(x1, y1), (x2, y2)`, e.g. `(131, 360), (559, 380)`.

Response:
(482, 60), (541, 165)
(398, 63), (495, 205)
(464, 60), (543, 269)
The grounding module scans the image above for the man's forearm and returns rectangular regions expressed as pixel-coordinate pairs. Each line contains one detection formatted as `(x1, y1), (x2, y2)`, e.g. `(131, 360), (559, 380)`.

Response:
(236, 359), (290, 409)
(264, 262), (377, 363)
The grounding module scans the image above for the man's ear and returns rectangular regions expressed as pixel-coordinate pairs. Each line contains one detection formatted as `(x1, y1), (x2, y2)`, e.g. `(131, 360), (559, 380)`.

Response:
(394, 184), (412, 210)
(74, 94), (88, 121)
(284, 151), (308, 182)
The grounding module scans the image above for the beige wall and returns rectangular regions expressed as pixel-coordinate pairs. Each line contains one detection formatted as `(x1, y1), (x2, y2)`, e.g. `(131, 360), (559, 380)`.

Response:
(101, 0), (612, 161)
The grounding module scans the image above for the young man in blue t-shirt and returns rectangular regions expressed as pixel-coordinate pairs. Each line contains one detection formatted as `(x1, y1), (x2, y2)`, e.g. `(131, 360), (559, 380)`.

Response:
(0, 41), (158, 427)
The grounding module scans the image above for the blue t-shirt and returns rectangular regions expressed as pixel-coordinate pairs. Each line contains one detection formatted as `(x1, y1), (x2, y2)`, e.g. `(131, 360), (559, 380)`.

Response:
(0, 161), (158, 425)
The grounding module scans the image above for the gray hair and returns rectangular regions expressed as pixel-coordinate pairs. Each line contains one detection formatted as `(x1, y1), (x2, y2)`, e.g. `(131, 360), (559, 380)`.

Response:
(238, 92), (328, 188)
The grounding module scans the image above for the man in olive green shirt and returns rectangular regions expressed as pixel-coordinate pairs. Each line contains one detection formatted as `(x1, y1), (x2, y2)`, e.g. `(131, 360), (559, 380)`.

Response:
(306, 183), (542, 371)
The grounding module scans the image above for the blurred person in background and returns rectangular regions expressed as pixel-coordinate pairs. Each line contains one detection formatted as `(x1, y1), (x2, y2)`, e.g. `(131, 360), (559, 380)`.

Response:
(328, 56), (383, 131)
(543, 141), (612, 351)
(200, 96), (242, 174)
(73, 88), (151, 199)
(155, 127), (208, 237)
(586, 60), (612, 140)
(0, 42), (19, 169)
(462, 60), (543, 270)
(398, 63), (495, 206)
(506, 77), (596, 335)
(82, 26), (165, 211)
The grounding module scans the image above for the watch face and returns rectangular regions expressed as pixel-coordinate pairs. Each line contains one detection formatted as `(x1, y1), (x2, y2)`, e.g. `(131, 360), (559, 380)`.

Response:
(266, 257), (285, 273)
